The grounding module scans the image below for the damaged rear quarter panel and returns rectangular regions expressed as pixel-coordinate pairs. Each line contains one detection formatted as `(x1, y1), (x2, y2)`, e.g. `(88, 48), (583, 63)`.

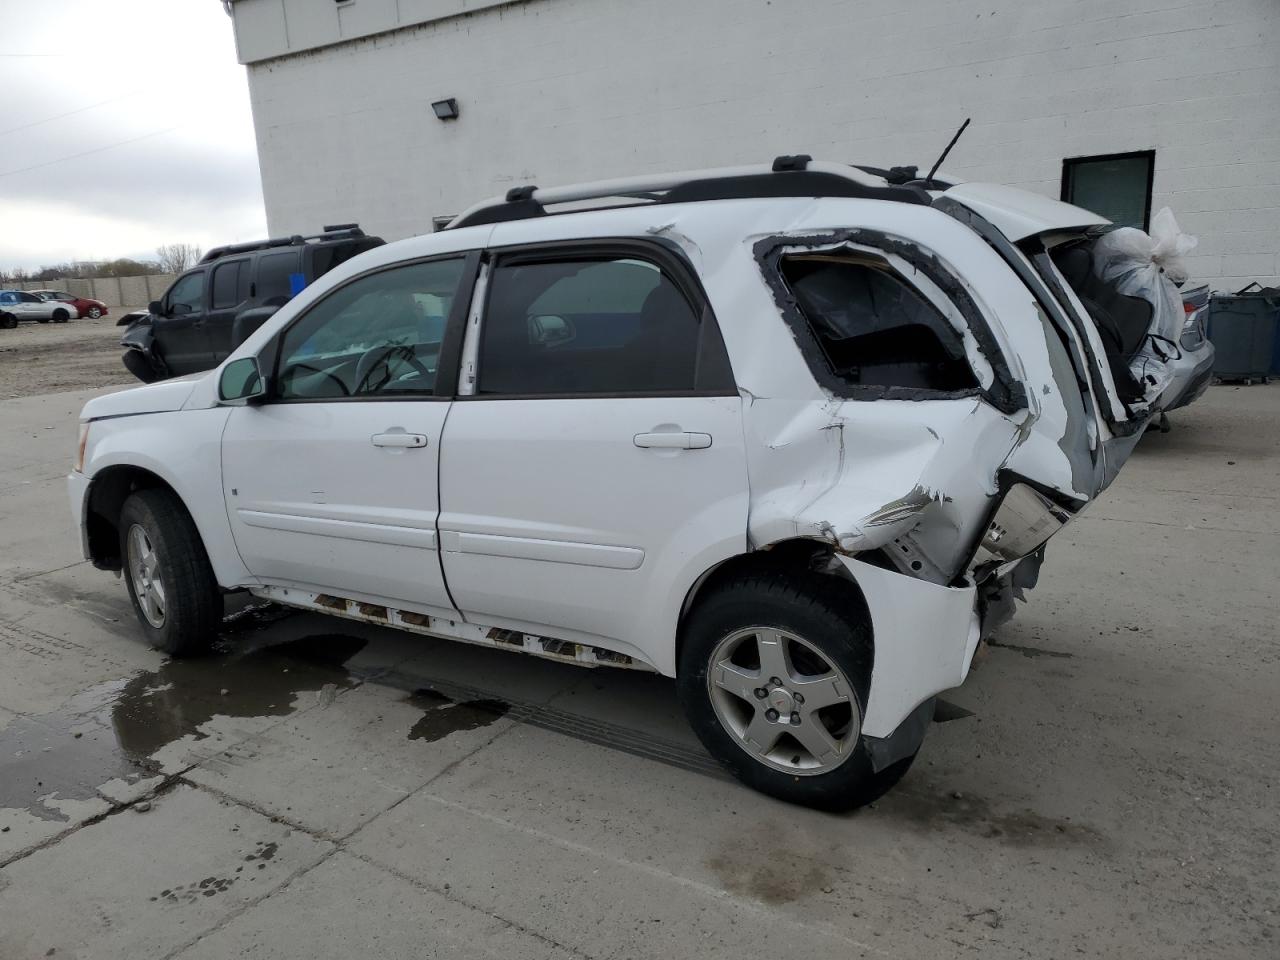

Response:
(712, 202), (1101, 586)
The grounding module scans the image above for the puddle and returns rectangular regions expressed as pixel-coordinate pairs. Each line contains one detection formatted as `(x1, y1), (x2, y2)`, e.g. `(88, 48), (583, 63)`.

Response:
(405, 688), (508, 742)
(0, 630), (366, 821)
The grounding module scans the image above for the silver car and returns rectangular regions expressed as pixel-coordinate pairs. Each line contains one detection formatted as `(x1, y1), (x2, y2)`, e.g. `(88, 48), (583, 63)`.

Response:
(0, 289), (79, 325)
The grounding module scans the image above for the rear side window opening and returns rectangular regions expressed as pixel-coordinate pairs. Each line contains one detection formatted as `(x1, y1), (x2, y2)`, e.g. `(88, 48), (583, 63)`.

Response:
(780, 253), (980, 394)
(756, 231), (1024, 412)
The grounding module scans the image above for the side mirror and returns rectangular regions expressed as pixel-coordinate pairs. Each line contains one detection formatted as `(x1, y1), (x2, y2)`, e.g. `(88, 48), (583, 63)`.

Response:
(148, 300), (164, 316)
(529, 314), (574, 347)
(218, 357), (266, 403)
(170, 302), (193, 317)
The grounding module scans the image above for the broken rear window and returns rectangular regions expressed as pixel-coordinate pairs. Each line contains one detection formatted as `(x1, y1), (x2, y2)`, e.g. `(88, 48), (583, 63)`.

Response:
(779, 254), (979, 394)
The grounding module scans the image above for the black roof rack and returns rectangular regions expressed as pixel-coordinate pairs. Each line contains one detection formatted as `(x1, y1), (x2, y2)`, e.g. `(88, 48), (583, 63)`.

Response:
(199, 225), (367, 264)
(447, 157), (930, 230)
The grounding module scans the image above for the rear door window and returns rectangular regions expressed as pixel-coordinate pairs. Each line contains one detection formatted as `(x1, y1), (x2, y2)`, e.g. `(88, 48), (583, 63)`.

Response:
(779, 254), (978, 393)
(211, 260), (248, 309)
(477, 255), (727, 395)
(255, 251), (300, 304)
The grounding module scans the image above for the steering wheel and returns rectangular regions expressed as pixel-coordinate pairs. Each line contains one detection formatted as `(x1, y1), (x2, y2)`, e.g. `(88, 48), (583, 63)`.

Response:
(284, 362), (351, 397)
(354, 344), (432, 394)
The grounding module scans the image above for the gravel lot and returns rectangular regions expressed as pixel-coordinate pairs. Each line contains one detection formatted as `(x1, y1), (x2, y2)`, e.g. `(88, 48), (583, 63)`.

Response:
(0, 312), (139, 397)
(0, 370), (1276, 959)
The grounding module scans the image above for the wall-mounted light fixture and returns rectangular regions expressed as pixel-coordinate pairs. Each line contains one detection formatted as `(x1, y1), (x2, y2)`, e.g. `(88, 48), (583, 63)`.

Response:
(431, 98), (460, 121)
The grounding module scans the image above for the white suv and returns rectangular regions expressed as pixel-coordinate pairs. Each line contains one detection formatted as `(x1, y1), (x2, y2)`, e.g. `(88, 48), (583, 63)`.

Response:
(69, 158), (1169, 809)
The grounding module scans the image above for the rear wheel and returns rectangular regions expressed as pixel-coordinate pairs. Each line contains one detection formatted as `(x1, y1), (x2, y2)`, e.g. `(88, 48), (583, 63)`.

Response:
(119, 488), (222, 657)
(678, 569), (916, 810)
(0, 313), (15, 329)
(52, 309), (69, 323)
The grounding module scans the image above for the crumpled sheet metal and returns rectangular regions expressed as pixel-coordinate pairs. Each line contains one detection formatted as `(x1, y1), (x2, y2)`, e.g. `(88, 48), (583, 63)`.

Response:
(552, 197), (1104, 584)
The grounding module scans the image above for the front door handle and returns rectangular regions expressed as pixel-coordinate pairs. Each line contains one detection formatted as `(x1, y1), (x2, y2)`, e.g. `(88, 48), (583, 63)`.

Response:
(372, 432), (428, 448)
(633, 432), (712, 450)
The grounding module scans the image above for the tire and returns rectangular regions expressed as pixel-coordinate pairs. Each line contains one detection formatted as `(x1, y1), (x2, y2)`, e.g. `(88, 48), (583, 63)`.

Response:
(677, 568), (916, 811)
(0, 313), (15, 329)
(121, 349), (159, 384)
(87, 307), (103, 319)
(52, 309), (69, 323)
(119, 488), (222, 657)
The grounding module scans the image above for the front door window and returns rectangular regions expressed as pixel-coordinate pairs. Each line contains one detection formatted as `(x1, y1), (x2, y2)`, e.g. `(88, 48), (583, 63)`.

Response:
(167, 272), (204, 316)
(276, 258), (466, 400)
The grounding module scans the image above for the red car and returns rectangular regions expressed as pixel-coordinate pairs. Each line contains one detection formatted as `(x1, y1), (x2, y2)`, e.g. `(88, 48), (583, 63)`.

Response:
(32, 289), (109, 319)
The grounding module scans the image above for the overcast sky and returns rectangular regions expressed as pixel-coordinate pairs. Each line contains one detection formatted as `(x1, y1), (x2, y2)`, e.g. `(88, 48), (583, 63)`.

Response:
(0, 0), (266, 271)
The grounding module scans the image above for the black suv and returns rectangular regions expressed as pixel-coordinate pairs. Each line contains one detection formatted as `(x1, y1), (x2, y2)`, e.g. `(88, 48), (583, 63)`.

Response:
(121, 225), (384, 382)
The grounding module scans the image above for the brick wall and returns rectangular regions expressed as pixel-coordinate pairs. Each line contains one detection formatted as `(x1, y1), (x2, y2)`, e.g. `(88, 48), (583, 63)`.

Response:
(242, 0), (1280, 291)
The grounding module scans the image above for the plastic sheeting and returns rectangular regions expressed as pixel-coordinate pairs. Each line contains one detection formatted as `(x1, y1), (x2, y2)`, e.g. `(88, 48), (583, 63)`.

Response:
(1092, 208), (1198, 398)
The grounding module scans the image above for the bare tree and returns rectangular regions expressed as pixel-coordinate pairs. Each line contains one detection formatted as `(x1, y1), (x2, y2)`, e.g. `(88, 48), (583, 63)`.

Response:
(155, 243), (204, 274)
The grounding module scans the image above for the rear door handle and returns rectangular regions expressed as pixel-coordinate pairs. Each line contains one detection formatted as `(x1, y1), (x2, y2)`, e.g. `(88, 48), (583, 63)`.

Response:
(372, 432), (428, 448)
(633, 432), (712, 450)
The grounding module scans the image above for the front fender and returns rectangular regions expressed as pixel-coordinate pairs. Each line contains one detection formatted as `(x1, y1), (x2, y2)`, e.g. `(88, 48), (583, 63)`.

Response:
(83, 408), (250, 587)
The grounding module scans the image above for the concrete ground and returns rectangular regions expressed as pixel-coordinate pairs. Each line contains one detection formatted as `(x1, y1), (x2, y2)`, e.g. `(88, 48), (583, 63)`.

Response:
(0, 382), (1277, 959)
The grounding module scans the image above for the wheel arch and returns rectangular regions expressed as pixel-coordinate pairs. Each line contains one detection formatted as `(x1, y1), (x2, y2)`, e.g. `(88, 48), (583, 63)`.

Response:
(674, 538), (877, 690)
(84, 465), (178, 571)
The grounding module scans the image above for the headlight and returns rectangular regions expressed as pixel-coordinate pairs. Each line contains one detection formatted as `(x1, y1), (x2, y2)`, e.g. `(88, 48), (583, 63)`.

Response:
(75, 422), (90, 473)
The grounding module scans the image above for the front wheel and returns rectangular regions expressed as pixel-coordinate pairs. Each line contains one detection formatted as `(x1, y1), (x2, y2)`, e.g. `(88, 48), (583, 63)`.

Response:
(52, 309), (69, 323)
(119, 488), (222, 656)
(121, 349), (159, 384)
(87, 307), (103, 319)
(678, 569), (916, 811)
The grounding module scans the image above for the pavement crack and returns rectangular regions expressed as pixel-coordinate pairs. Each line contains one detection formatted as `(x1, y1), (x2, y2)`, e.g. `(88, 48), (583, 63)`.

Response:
(346, 846), (603, 960)
(9, 560), (89, 584)
(0, 772), (191, 869)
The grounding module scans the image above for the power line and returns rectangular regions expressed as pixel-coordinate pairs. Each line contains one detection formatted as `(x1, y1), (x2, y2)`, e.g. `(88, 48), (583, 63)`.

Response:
(0, 127), (183, 179)
(0, 91), (144, 137)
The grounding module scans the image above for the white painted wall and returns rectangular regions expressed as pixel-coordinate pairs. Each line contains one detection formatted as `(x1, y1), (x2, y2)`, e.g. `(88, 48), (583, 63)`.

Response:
(236, 0), (1280, 290)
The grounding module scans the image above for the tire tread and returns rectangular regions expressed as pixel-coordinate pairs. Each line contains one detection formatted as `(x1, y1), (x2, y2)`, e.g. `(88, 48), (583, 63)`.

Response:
(120, 488), (221, 656)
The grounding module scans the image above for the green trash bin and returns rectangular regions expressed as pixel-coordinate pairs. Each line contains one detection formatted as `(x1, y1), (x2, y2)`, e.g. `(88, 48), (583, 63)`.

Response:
(1206, 284), (1279, 383)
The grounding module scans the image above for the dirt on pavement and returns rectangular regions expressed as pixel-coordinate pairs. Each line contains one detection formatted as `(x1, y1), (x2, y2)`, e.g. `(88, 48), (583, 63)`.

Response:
(0, 313), (140, 398)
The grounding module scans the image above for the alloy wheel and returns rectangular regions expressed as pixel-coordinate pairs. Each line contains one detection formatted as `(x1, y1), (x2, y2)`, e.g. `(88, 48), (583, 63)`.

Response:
(706, 626), (859, 775)
(127, 523), (166, 628)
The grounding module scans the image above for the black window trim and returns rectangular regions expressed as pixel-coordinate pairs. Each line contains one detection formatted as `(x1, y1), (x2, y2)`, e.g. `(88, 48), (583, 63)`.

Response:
(262, 250), (483, 405)
(1060, 149), (1156, 233)
(461, 236), (738, 402)
(754, 229), (1025, 413)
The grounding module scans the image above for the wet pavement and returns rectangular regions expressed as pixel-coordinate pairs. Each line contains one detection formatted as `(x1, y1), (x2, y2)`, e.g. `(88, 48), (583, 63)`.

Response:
(1, 384), (1278, 959)
(0, 628), (366, 821)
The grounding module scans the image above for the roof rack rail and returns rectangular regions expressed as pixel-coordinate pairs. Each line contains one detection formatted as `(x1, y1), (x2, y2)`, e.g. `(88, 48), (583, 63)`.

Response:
(199, 225), (367, 264)
(446, 158), (930, 230)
